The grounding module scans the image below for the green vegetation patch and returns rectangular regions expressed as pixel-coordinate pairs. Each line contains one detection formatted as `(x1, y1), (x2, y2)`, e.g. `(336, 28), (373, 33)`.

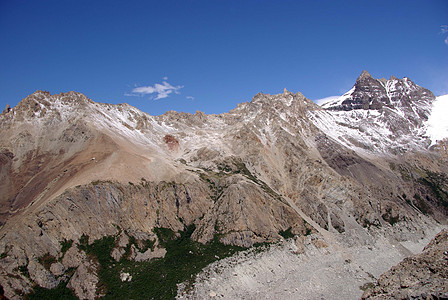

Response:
(395, 165), (448, 214)
(130, 235), (155, 253)
(230, 159), (260, 184)
(38, 253), (57, 271)
(418, 171), (448, 208)
(198, 172), (226, 202)
(77, 234), (90, 252)
(279, 227), (295, 239)
(413, 193), (432, 215)
(91, 179), (114, 186)
(18, 265), (30, 279)
(95, 224), (243, 299)
(29, 225), (244, 299)
(25, 281), (77, 300)
(227, 158), (284, 202)
(195, 157), (286, 205)
(60, 239), (73, 254)
(359, 282), (376, 291)
(381, 207), (399, 226)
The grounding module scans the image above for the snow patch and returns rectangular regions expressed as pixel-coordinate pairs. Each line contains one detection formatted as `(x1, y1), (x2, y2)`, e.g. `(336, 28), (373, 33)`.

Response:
(321, 87), (355, 109)
(314, 96), (340, 106)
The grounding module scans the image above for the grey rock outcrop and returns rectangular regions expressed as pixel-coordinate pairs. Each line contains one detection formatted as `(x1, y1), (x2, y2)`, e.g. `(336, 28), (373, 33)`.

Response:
(62, 245), (86, 269)
(67, 260), (99, 300)
(27, 259), (59, 289)
(129, 245), (167, 262)
(49, 262), (65, 277)
(362, 229), (448, 299)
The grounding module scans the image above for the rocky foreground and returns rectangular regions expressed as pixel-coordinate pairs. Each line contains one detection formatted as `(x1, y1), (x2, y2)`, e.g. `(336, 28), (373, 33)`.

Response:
(362, 229), (448, 299)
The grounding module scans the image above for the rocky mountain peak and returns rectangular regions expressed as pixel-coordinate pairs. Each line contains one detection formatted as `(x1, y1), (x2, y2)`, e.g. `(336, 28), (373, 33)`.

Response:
(1, 104), (11, 115)
(356, 70), (373, 82)
(322, 72), (435, 115)
(249, 90), (308, 107)
(310, 72), (439, 154)
(244, 90), (314, 126)
(0, 91), (98, 125)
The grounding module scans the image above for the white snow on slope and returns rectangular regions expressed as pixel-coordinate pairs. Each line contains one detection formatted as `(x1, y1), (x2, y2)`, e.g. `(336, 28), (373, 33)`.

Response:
(321, 87), (356, 109)
(314, 95), (340, 106)
(426, 94), (448, 144)
(307, 108), (396, 155)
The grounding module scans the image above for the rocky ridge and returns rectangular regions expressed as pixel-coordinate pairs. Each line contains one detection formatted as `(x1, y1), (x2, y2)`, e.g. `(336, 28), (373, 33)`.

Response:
(0, 71), (447, 298)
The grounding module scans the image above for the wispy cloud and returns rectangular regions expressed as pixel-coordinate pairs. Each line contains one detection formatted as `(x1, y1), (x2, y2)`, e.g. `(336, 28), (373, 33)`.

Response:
(186, 96), (194, 100)
(441, 25), (448, 34)
(441, 25), (448, 46)
(313, 95), (340, 106)
(126, 78), (183, 100)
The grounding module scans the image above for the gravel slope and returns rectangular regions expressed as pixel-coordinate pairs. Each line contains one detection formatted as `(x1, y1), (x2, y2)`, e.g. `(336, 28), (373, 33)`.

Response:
(178, 223), (445, 300)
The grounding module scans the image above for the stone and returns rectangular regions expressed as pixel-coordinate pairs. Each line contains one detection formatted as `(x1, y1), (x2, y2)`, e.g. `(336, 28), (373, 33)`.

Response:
(111, 247), (126, 262)
(120, 272), (132, 282)
(27, 260), (59, 289)
(132, 246), (167, 262)
(62, 245), (86, 269)
(67, 260), (99, 300)
(117, 232), (129, 248)
(50, 262), (65, 277)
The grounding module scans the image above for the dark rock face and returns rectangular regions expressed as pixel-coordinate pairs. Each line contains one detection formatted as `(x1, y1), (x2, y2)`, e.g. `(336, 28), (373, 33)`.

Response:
(344, 70), (392, 110)
(325, 70), (435, 120)
(362, 230), (448, 299)
(315, 134), (384, 183)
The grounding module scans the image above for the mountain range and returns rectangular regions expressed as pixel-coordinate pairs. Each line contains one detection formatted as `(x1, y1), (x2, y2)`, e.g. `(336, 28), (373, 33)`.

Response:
(0, 71), (447, 299)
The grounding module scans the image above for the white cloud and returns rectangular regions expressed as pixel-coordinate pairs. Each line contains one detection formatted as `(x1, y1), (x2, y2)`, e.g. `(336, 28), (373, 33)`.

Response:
(441, 25), (448, 34)
(426, 94), (448, 143)
(313, 95), (340, 106)
(127, 80), (183, 100)
(124, 92), (140, 97)
(441, 25), (448, 46)
(186, 96), (194, 100)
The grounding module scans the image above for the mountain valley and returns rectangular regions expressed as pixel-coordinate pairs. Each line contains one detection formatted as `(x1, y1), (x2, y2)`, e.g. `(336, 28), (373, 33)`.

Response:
(0, 71), (447, 299)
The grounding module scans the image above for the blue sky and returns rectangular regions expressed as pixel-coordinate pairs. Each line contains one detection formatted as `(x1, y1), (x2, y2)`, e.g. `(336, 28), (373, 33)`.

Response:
(1, 0), (447, 115)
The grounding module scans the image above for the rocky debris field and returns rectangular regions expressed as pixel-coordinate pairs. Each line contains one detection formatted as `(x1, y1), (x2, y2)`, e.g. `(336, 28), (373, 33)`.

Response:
(178, 224), (445, 300)
(362, 229), (448, 299)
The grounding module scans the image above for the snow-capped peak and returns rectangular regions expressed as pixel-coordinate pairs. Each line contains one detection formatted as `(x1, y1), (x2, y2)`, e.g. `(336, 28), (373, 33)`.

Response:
(308, 73), (437, 155)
